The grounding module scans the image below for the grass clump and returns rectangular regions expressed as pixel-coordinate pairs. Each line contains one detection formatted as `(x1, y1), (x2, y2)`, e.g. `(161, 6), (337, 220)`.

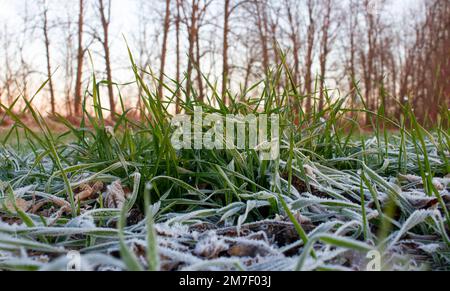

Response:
(0, 53), (449, 271)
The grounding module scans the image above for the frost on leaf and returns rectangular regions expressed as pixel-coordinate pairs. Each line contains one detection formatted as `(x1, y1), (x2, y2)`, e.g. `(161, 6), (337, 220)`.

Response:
(1, 198), (31, 213)
(104, 180), (130, 209)
(193, 231), (229, 259)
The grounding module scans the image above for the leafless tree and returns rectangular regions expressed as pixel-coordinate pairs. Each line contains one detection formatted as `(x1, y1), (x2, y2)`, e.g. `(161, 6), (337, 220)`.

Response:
(284, 0), (302, 89)
(134, 0), (151, 115)
(401, 0), (450, 123)
(222, 0), (231, 101)
(181, 0), (212, 102)
(183, 0), (199, 102)
(359, 0), (388, 123)
(61, 9), (75, 116)
(42, 0), (56, 115)
(253, 0), (271, 78)
(158, 0), (171, 99)
(0, 0), (447, 126)
(96, 0), (115, 117)
(304, 0), (317, 113)
(342, 0), (360, 114)
(74, 0), (85, 115)
(1, 25), (13, 108)
(318, 0), (340, 111)
(175, 0), (182, 113)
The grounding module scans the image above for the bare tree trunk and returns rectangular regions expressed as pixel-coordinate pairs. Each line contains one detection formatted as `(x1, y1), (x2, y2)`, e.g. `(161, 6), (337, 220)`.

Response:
(98, 0), (115, 117)
(18, 3), (32, 102)
(43, 3), (56, 115)
(222, 0), (230, 102)
(2, 25), (12, 110)
(243, 57), (254, 93)
(304, 0), (316, 113)
(182, 0), (212, 103)
(158, 0), (171, 100)
(74, 0), (85, 116)
(254, 1), (270, 77)
(318, 0), (332, 111)
(175, 0), (182, 113)
(285, 1), (300, 87)
(270, 17), (280, 68)
(64, 13), (75, 117)
(135, 0), (150, 119)
(284, 0), (302, 118)
(186, 0), (198, 103)
(348, 0), (357, 117)
(363, 0), (377, 124)
(195, 30), (204, 102)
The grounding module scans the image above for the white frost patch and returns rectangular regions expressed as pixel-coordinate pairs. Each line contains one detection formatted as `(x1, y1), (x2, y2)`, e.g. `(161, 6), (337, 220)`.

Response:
(418, 243), (442, 254)
(193, 231), (229, 259)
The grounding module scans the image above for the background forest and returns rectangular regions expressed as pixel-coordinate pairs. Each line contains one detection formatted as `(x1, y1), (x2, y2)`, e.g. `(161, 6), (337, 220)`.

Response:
(0, 0), (448, 125)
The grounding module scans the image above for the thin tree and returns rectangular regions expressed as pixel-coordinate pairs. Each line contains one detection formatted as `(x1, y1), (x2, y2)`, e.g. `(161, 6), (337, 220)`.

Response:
(284, 0), (301, 88)
(133, 0), (157, 118)
(222, 0), (231, 101)
(361, 0), (379, 123)
(253, 0), (270, 77)
(318, 0), (338, 111)
(341, 0), (360, 118)
(195, 27), (205, 101)
(304, 0), (317, 113)
(184, 0), (199, 102)
(345, 0), (359, 115)
(1, 25), (13, 108)
(181, 0), (211, 102)
(74, 0), (85, 116)
(175, 0), (182, 113)
(97, 0), (115, 117)
(42, 0), (56, 115)
(62, 10), (75, 116)
(221, 0), (248, 101)
(158, 0), (171, 100)
(15, 1), (34, 102)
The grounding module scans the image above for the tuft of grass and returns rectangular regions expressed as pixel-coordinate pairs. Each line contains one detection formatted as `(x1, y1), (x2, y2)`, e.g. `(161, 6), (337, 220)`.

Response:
(0, 49), (449, 271)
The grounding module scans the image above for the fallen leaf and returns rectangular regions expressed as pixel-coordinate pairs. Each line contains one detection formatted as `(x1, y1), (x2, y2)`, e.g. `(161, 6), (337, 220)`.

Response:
(104, 180), (127, 209)
(76, 181), (104, 204)
(1, 198), (31, 213)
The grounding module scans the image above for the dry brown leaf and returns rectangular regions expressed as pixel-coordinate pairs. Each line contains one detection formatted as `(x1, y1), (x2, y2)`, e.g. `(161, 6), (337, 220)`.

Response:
(75, 181), (104, 204)
(1, 198), (31, 213)
(104, 180), (127, 209)
(194, 232), (229, 259)
(227, 241), (274, 257)
(401, 191), (442, 209)
(304, 165), (316, 179)
(400, 174), (447, 191)
(31, 196), (70, 214)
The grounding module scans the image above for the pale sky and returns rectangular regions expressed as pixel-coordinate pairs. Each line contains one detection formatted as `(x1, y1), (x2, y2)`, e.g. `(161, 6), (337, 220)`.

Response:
(0, 0), (421, 41)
